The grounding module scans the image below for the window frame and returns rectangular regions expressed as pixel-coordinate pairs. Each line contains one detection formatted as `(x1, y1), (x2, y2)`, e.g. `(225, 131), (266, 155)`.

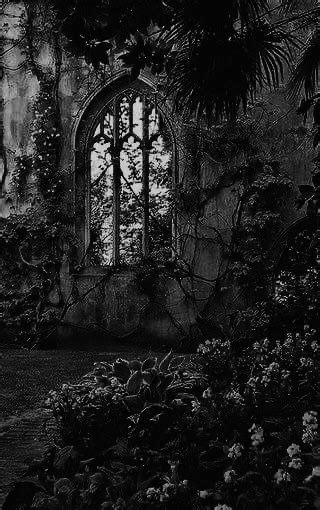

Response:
(75, 77), (178, 267)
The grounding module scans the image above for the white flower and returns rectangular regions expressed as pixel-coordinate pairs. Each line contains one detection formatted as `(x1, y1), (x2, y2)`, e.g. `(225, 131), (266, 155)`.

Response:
(287, 443), (301, 458)
(202, 387), (213, 399)
(303, 411), (318, 444)
(225, 388), (244, 406)
(146, 487), (160, 500)
(228, 443), (244, 459)
(302, 427), (318, 444)
(305, 465), (320, 483)
(249, 424), (264, 447)
(199, 490), (209, 499)
(274, 469), (291, 484)
(110, 377), (119, 388)
(303, 411), (318, 429)
(289, 457), (302, 470)
(224, 469), (236, 483)
(191, 400), (201, 412)
(312, 466), (320, 477)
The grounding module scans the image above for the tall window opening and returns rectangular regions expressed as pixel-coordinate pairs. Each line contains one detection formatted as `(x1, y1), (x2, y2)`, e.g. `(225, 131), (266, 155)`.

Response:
(89, 89), (174, 265)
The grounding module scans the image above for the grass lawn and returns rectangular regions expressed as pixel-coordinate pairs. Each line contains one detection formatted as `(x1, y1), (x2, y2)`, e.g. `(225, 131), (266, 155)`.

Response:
(0, 346), (153, 419)
(0, 346), (154, 501)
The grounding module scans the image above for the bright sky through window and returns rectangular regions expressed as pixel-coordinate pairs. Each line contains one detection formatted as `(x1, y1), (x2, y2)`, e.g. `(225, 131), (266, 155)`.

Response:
(90, 91), (173, 265)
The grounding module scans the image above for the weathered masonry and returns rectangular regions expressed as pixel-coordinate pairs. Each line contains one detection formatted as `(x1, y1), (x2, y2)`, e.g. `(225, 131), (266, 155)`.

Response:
(0, 1), (316, 346)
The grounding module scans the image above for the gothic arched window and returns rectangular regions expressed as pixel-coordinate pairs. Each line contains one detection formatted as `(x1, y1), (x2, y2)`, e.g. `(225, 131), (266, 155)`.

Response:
(87, 88), (174, 265)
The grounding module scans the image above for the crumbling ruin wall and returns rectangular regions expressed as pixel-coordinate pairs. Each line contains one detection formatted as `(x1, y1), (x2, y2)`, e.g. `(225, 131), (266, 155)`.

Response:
(0, 0), (316, 346)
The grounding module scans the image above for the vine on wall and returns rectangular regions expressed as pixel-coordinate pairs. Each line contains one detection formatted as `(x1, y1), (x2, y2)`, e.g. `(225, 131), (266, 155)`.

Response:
(0, 1), (71, 347)
(229, 160), (293, 298)
(1, 2), (312, 348)
(0, 80), (70, 346)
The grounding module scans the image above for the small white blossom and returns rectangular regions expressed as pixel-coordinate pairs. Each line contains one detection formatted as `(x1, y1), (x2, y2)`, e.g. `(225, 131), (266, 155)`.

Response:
(146, 487), (160, 500)
(228, 443), (244, 460)
(274, 469), (291, 484)
(249, 424), (264, 447)
(288, 457), (302, 470)
(202, 387), (213, 399)
(303, 411), (318, 444)
(224, 469), (236, 483)
(287, 444), (301, 458)
(312, 466), (320, 477)
(303, 411), (318, 430)
(191, 400), (201, 413)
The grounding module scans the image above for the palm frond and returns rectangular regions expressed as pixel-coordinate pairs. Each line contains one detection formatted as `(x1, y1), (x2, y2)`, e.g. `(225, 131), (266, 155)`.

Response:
(279, 0), (318, 14)
(166, 21), (294, 122)
(288, 28), (320, 98)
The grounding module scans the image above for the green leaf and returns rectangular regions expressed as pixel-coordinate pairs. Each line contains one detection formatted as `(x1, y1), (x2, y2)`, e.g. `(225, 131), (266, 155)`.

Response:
(159, 350), (173, 372)
(142, 357), (157, 370)
(112, 359), (131, 381)
(126, 370), (143, 395)
(129, 360), (142, 372)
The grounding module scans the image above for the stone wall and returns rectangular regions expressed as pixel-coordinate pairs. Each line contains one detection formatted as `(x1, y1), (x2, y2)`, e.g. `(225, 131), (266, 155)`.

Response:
(0, 0), (316, 346)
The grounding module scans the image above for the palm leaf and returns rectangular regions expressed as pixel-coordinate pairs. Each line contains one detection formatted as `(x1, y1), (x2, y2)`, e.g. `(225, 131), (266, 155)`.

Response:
(289, 28), (320, 98)
(165, 21), (294, 122)
(279, 0), (314, 12)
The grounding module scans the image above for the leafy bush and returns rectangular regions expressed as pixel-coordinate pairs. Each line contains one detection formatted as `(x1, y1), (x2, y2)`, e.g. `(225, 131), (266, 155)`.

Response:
(5, 332), (320, 510)
(45, 352), (205, 455)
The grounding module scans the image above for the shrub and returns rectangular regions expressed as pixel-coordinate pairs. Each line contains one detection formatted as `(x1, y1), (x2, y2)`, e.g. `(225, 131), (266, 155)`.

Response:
(5, 333), (320, 510)
(45, 353), (206, 455)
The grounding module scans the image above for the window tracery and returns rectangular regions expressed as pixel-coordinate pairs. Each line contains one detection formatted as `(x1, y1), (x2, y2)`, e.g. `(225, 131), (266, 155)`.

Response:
(88, 88), (174, 265)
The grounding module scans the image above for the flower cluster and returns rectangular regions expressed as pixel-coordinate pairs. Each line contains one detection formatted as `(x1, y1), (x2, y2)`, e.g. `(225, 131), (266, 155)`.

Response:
(146, 479), (189, 503)
(274, 469), (291, 484)
(198, 339), (217, 354)
(29, 86), (62, 201)
(287, 443), (301, 458)
(302, 411), (318, 444)
(249, 423), (264, 447)
(224, 469), (236, 483)
(228, 443), (244, 460)
(225, 386), (244, 407)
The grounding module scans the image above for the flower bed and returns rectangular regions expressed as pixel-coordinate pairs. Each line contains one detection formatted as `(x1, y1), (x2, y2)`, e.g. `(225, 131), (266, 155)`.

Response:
(4, 332), (320, 509)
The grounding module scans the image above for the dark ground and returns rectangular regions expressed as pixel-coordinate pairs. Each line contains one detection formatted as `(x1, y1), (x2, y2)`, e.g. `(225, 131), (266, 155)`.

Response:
(0, 345), (152, 505)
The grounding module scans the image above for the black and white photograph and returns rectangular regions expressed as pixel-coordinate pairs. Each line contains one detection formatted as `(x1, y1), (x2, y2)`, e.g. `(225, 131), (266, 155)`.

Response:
(1, 1), (320, 508)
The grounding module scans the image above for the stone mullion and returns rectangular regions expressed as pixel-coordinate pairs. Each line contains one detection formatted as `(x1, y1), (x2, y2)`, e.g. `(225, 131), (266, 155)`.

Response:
(112, 100), (121, 265)
(142, 95), (150, 257)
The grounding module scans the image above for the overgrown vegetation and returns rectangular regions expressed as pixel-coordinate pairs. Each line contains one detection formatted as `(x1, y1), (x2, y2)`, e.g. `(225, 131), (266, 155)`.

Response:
(0, 80), (72, 347)
(4, 313), (320, 509)
(48, 0), (319, 122)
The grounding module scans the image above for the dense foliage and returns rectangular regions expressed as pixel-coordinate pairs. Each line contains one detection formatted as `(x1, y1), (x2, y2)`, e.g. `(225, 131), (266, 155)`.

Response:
(4, 312), (320, 509)
(0, 84), (73, 348)
(49, 0), (320, 121)
(230, 159), (293, 298)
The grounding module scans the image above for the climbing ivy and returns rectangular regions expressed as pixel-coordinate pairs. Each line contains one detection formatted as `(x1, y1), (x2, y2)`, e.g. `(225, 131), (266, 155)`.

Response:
(229, 159), (293, 298)
(0, 75), (72, 347)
